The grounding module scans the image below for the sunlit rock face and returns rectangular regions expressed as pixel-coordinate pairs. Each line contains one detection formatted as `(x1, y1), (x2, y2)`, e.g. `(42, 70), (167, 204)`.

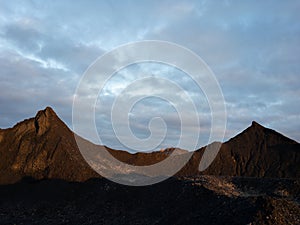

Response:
(0, 107), (99, 184)
(0, 107), (299, 185)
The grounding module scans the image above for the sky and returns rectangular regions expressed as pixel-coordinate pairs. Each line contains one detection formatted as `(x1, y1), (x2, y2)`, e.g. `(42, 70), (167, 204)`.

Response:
(0, 0), (300, 152)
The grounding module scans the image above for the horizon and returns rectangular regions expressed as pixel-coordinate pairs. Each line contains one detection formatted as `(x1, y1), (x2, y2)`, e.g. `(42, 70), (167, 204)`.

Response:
(1, 105), (298, 154)
(1, 1), (299, 151)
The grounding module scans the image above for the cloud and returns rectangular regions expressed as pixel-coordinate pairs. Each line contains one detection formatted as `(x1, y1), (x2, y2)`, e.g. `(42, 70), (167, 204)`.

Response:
(0, 1), (300, 151)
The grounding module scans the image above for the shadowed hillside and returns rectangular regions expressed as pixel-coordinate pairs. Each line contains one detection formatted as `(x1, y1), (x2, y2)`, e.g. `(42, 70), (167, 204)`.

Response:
(179, 121), (300, 178)
(0, 107), (300, 224)
(0, 176), (299, 225)
(0, 107), (299, 185)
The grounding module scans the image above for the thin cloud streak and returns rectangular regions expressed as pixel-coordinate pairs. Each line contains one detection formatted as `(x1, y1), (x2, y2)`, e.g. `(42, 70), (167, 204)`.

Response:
(0, 1), (299, 151)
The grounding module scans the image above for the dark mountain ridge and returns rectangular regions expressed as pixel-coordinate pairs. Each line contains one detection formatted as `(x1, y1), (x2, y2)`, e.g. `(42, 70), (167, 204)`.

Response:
(0, 107), (99, 184)
(0, 107), (299, 184)
(179, 121), (300, 178)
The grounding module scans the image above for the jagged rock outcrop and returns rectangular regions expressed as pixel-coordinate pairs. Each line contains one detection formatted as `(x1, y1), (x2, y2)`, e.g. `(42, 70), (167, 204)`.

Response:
(178, 121), (300, 178)
(0, 107), (299, 184)
(0, 107), (177, 184)
(0, 107), (99, 184)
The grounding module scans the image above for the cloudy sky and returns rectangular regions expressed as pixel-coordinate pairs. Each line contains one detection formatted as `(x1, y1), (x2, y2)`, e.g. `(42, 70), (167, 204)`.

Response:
(1, 0), (299, 152)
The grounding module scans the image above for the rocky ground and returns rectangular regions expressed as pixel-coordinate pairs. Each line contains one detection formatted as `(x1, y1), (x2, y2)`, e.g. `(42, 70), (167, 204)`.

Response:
(1, 107), (299, 185)
(0, 176), (299, 225)
(1, 108), (299, 224)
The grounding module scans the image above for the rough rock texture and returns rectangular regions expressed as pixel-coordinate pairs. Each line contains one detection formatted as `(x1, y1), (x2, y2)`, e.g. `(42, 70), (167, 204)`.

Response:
(0, 107), (176, 184)
(0, 107), (99, 184)
(178, 121), (300, 178)
(1, 107), (300, 224)
(0, 176), (299, 225)
(0, 107), (299, 185)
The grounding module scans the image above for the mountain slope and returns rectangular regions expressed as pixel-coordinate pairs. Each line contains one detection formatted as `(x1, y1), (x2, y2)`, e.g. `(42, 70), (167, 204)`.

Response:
(0, 107), (99, 184)
(0, 107), (299, 184)
(0, 107), (172, 184)
(178, 121), (300, 178)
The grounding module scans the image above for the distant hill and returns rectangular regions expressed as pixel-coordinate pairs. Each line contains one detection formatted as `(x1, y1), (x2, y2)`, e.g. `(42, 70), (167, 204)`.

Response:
(0, 107), (299, 184)
(179, 121), (300, 178)
(0, 107), (99, 184)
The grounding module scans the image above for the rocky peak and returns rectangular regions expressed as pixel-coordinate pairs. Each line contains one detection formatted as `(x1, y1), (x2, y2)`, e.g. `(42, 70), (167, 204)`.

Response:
(224, 121), (266, 145)
(36, 106), (56, 117)
(0, 106), (99, 184)
(251, 121), (263, 128)
(247, 121), (266, 133)
(0, 107), (299, 184)
(34, 107), (59, 135)
(248, 121), (297, 145)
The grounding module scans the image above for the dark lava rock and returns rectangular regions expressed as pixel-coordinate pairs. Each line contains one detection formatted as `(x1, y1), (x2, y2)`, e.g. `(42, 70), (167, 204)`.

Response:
(0, 176), (299, 225)
(0, 107), (99, 184)
(178, 121), (300, 178)
(1, 107), (299, 185)
(1, 107), (300, 224)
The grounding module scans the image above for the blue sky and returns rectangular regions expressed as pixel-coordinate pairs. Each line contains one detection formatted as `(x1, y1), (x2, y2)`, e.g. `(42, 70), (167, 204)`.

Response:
(0, 0), (299, 151)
